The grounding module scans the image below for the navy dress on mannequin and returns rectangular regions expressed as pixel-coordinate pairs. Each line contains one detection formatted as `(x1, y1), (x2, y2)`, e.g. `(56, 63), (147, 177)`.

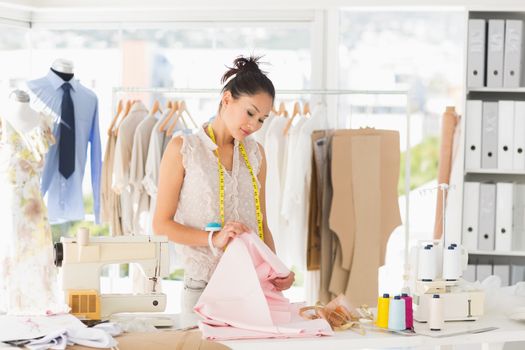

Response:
(27, 59), (102, 225)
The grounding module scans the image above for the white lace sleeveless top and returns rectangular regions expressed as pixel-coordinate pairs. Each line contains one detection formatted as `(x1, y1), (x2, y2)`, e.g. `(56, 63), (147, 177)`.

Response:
(174, 125), (262, 282)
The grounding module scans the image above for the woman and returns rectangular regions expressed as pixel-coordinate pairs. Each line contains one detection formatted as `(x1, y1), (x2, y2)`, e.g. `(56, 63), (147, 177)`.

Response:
(153, 55), (295, 314)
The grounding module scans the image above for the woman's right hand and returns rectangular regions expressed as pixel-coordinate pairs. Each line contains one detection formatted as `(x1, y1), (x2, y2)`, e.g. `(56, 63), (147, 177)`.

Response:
(212, 221), (251, 249)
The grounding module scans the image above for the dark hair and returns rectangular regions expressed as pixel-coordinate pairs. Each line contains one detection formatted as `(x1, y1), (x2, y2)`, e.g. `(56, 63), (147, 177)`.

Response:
(221, 55), (275, 102)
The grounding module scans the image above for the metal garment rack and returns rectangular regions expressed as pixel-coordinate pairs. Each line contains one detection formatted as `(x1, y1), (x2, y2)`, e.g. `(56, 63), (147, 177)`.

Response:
(112, 86), (413, 288)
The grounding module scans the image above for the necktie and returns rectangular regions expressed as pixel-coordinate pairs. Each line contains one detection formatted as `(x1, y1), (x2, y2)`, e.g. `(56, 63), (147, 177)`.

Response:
(59, 82), (75, 178)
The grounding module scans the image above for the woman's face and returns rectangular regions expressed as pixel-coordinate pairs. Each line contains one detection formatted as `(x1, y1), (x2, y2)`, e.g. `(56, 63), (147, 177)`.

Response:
(220, 90), (273, 141)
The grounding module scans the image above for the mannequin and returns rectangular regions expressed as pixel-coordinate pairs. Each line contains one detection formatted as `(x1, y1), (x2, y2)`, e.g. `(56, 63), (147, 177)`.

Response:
(5, 90), (41, 134)
(51, 58), (74, 81)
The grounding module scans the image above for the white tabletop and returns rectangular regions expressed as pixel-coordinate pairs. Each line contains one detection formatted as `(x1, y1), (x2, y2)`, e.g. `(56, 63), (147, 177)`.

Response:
(220, 313), (525, 350)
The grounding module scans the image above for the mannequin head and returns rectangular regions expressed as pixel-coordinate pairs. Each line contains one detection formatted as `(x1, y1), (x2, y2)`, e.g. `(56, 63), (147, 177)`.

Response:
(217, 56), (275, 140)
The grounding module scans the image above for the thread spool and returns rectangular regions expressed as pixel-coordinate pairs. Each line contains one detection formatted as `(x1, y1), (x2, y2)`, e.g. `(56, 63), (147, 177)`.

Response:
(443, 244), (462, 281)
(388, 295), (406, 331)
(77, 227), (89, 246)
(429, 294), (444, 331)
(418, 244), (437, 281)
(376, 293), (390, 328)
(401, 293), (413, 330)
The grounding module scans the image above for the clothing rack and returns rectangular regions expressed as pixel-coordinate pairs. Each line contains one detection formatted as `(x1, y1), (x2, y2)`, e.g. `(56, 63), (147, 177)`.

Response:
(112, 86), (413, 289)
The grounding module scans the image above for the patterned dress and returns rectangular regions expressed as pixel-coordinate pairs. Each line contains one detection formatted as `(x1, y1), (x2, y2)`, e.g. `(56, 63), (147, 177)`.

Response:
(0, 114), (68, 315)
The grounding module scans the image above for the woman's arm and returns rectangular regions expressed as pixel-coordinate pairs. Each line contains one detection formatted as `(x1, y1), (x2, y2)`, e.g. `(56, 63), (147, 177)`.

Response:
(153, 137), (249, 248)
(153, 136), (210, 246)
(257, 143), (276, 253)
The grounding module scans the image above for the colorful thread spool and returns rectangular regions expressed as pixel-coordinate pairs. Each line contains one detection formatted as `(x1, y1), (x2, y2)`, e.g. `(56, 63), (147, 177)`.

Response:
(388, 295), (406, 331)
(401, 293), (413, 330)
(376, 293), (390, 328)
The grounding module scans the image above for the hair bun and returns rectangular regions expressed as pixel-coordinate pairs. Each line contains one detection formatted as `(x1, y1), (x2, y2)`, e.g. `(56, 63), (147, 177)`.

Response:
(221, 55), (264, 84)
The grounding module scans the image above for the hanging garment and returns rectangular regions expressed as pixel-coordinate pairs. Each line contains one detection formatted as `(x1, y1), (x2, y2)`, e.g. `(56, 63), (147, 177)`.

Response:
(27, 69), (102, 224)
(112, 101), (148, 235)
(130, 111), (159, 235)
(310, 131), (336, 304)
(328, 129), (401, 307)
(100, 110), (123, 236)
(262, 116), (289, 263)
(0, 109), (67, 315)
(433, 106), (459, 239)
(174, 125), (262, 308)
(194, 232), (333, 340)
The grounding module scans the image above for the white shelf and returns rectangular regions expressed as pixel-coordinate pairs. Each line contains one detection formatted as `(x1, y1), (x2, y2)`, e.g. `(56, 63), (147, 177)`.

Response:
(465, 169), (525, 175)
(469, 250), (525, 257)
(468, 87), (525, 93)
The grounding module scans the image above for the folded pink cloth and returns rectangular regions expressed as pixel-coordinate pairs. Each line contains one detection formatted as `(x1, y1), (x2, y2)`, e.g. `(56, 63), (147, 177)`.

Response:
(194, 232), (333, 340)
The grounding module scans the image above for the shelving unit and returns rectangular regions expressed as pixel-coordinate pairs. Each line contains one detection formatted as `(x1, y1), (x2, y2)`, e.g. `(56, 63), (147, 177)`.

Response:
(458, 9), (525, 284)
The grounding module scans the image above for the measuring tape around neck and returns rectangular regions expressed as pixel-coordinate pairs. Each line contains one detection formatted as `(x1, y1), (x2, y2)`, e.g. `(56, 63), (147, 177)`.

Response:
(206, 123), (264, 241)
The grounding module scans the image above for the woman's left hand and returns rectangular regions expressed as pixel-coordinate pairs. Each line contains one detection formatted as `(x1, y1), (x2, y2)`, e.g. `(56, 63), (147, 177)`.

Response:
(270, 271), (295, 291)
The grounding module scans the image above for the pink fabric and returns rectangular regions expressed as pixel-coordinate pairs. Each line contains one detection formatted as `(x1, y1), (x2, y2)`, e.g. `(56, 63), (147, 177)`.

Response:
(194, 232), (333, 340)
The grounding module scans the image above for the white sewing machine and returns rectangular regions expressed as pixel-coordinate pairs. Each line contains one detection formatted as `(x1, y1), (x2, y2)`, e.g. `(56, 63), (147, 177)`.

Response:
(410, 240), (485, 322)
(54, 229), (170, 320)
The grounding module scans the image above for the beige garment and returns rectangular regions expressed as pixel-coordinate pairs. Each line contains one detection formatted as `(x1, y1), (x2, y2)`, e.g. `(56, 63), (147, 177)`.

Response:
(344, 135), (381, 306)
(433, 106), (459, 239)
(328, 129), (401, 306)
(68, 330), (231, 350)
(112, 101), (148, 235)
(130, 113), (158, 235)
(101, 110), (123, 236)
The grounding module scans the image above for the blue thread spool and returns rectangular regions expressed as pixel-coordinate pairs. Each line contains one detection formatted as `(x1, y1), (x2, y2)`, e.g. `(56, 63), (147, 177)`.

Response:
(388, 295), (406, 331)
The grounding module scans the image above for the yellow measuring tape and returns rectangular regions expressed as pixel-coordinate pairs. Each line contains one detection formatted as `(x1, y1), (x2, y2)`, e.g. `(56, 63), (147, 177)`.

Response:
(207, 123), (264, 241)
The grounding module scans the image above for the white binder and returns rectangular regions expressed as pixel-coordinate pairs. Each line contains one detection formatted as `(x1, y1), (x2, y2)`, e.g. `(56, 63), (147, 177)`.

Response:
(487, 19), (505, 88)
(468, 19), (487, 88)
(503, 20), (523, 88)
(465, 100), (483, 170)
(462, 182), (480, 251)
(513, 184), (525, 251)
(511, 265), (525, 284)
(495, 182), (513, 251)
(478, 183), (496, 251)
(513, 101), (525, 169)
(493, 264), (510, 286)
(482, 101), (498, 169)
(498, 101), (514, 170)
(476, 264), (493, 282)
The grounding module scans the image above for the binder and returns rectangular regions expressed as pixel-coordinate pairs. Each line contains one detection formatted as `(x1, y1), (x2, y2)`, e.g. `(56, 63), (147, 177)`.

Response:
(465, 100), (483, 170)
(495, 182), (513, 251)
(513, 184), (525, 251)
(478, 183), (496, 251)
(498, 101), (514, 170)
(464, 264), (476, 282)
(511, 264), (525, 284)
(503, 20), (523, 88)
(513, 102), (525, 169)
(462, 182), (480, 251)
(467, 19), (487, 88)
(487, 19), (505, 88)
(493, 264), (510, 286)
(481, 101), (498, 169)
(476, 264), (493, 282)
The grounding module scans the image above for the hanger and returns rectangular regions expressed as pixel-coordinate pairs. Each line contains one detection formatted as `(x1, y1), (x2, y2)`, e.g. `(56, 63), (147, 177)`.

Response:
(167, 100), (191, 136)
(158, 100), (179, 132)
(303, 102), (311, 117)
(149, 99), (161, 117)
(278, 102), (288, 117)
(107, 99), (123, 137)
(283, 101), (301, 135)
(113, 100), (133, 136)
